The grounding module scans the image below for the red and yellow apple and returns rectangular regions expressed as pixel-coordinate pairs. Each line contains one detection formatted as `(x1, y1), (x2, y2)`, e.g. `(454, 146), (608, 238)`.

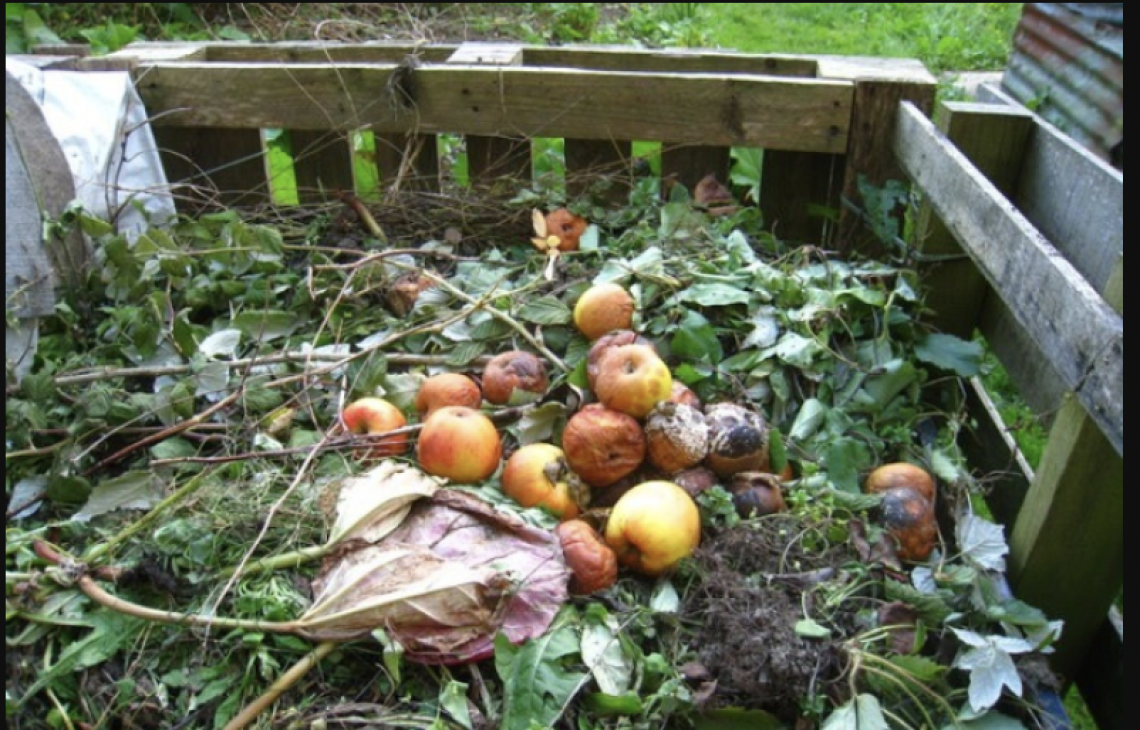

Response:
(604, 480), (701, 577)
(593, 343), (673, 419)
(341, 396), (409, 458)
(574, 282), (635, 341)
(586, 329), (655, 390)
(416, 405), (502, 483)
(415, 372), (482, 417)
(481, 350), (549, 405)
(500, 443), (588, 520)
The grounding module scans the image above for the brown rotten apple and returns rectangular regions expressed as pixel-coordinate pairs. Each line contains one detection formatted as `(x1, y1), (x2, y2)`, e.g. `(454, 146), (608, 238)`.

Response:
(865, 462), (937, 502)
(593, 343), (673, 419)
(644, 401), (709, 474)
(704, 402), (770, 478)
(604, 480), (701, 577)
(341, 397), (409, 458)
(416, 406), (502, 483)
(481, 350), (549, 405)
(555, 519), (618, 595)
(500, 443), (588, 520)
(561, 404), (646, 488)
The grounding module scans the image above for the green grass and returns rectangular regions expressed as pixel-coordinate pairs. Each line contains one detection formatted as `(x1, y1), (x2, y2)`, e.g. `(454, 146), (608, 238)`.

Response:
(702, 2), (1023, 74)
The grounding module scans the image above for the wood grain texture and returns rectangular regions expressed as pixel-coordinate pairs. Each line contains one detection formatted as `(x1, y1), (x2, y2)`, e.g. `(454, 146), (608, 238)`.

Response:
(1009, 393), (1123, 678)
(524, 47), (818, 77)
(290, 130), (354, 203)
(959, 378), (1034, 528)
(894, 102), (1122, 456)
(978, 84), (1123, 292)
(375, 133), (440, 192)
(760, 150), (842, 245)
(153, 126), (267, 208)
(660, 143), (732, 200)
(131, 63), (853, 152)
(565, 138), (632, 203)
(917, 103), (1033, 339)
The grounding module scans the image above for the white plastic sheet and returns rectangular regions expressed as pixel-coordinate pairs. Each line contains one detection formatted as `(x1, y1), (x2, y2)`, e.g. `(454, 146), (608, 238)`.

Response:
(6, 57), (176, 236)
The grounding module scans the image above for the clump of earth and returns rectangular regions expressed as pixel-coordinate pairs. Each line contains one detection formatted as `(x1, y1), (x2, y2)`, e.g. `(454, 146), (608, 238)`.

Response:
(681, 514), (864, 721)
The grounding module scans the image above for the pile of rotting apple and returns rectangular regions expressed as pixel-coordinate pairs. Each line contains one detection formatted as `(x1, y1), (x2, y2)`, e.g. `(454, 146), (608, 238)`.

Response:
(8, 179), (1066, 730)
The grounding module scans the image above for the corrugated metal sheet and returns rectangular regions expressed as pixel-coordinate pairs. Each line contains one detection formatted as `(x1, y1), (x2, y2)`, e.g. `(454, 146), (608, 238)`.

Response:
(1002, 3), (1123, 168)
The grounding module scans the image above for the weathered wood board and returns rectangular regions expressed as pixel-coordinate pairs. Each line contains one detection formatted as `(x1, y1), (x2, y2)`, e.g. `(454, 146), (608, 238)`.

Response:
(131, 63), (853, 153)
(894, 102), (1122, 457)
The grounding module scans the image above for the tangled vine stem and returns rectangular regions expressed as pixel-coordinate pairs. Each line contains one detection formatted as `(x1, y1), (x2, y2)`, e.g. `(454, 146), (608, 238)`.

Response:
(34, 540), (337, 730)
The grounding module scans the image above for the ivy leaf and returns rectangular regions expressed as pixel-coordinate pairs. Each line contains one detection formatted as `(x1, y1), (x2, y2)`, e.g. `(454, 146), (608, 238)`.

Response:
(822, 694), (889, 730)
(763, 332), (823, 369)
(518, 296), (573, 326)
(671, 310), (722, 363)
(199, 328), (242, 359)
(513, 402), (567, 445)
(679, 283), (752, 308)
(956, 513), (1009, 572)
(649, 580), (681, 614)
(494, 620), (588, 730)
(789, 398), (828, 441)
(952, 628), (1034, 713)
(741, 308), (781, 349)
(942, 712), (1031, 730)
(439, 680), (473, 730)
(916, 333), (983, 377)
(231, 311), (301, 342)
(581, 609), (632, 695)
(826, 438), (872, 493)
(73, 471), (163, 523)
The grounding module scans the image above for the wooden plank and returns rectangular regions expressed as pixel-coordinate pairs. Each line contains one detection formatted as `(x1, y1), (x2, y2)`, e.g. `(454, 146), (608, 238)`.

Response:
(375, 133), (440, 193)
(202, 42), (458, 64)
(660, 144), (732, 199)
(290, 130), (354, 203)
(1008, 255), (1122, 679)
(760, 150), (842, 245)
(466, 135), (531, 184)
(445, 44), (531, 187)
(1075, 609), (1123, 730)
(816, 57), (937, 253)
(978, 83), (1123, 292)
(131, 63), (853, 152)
(916, 102), (1034, 339)
(978, 294), (1066, 420)
(893, 102), (1122, 457)
(1008, 393), (1123, 677)
(959, 378), (1035, 528)
(153, 126), (268, 208)
(524, 47), (818, 77)
(565, 138), (632, 203)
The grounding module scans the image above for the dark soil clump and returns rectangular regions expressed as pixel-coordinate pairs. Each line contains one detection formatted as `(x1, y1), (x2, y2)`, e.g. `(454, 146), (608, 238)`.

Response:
(682, 514), (865, 721)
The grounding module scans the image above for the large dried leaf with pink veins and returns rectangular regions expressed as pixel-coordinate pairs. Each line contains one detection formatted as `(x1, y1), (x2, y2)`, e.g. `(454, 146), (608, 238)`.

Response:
(301, 487), (570, 664)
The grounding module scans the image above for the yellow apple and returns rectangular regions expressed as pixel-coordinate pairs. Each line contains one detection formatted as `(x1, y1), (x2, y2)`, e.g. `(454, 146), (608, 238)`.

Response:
(593, 343), (673, 419)
(574, 282), (635, 341)
(341, 397), (409, 458)
(500, 443), (588, 520)
(604, 480), (701, 576)
(416, 406), (502, 483)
